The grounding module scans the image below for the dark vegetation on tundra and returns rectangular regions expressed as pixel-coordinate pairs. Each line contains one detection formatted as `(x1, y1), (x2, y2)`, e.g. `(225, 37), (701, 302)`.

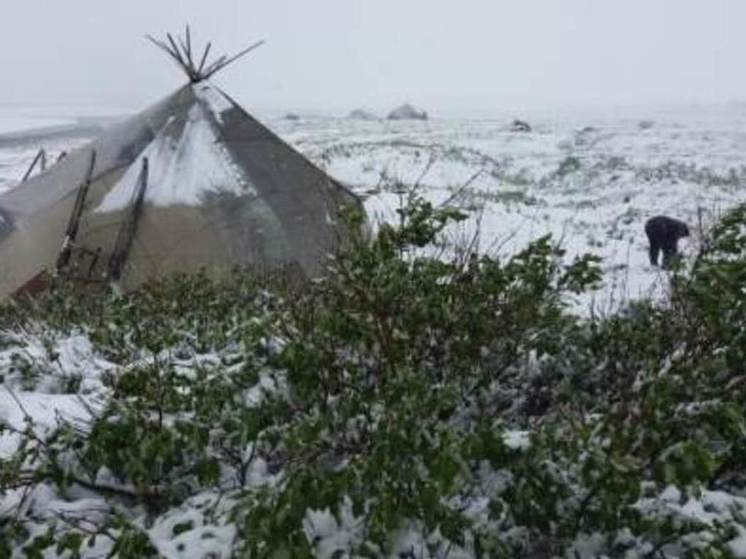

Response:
(0, 198), (745, 557)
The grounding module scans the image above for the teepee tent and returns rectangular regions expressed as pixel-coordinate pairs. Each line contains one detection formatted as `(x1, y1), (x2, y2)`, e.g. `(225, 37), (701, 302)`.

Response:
(0, 30), (362, 297)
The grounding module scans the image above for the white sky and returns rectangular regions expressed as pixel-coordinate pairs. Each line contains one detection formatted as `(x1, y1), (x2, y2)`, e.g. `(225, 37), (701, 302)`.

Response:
(0, 0), (744, 114)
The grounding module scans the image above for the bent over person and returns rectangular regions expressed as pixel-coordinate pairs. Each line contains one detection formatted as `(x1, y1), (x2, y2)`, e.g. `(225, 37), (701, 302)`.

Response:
(644, 215), (689, 269)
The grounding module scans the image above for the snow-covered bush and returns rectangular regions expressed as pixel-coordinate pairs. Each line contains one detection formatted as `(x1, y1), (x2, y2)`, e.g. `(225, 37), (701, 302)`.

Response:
(1, 200), (745, 558)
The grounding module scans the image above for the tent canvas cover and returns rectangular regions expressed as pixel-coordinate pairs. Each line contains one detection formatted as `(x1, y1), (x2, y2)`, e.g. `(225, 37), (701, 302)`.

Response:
(0, 35), (362, 297)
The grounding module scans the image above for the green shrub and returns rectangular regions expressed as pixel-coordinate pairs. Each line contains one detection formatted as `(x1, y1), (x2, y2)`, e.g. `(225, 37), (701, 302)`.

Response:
(1, 200), (746, 557)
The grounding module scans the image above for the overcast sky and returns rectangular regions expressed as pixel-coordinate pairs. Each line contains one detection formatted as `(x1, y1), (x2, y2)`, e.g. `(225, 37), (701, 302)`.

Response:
(0, 0), (744, 114)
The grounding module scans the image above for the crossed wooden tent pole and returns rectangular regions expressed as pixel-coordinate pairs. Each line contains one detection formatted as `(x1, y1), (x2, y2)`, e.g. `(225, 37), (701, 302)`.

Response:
(146, 25), (265, 83)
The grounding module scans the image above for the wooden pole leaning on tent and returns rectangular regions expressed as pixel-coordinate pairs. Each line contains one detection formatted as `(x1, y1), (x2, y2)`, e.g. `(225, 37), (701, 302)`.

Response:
(145, 25), (265, 83)
(108, 157), (149, 282)
(55, 150), (97, 272)
(21, 149), (47, 182)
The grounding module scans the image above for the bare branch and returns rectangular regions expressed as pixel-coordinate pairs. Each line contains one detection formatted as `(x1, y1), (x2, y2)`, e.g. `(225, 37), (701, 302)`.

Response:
(4, 384), (32, 422)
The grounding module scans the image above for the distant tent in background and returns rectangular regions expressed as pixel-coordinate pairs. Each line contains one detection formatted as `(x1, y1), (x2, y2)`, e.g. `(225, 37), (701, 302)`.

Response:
(387, 103), (428, 121)
(347, 109), (378, 121)
(510, 119), (531, 133)
(0, 28), (362, 298)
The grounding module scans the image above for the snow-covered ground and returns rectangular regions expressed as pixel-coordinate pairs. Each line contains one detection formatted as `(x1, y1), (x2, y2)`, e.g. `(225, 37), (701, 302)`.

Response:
(0, 117), (76, 135)
(2, 103), (746, 310)
(2, 103), (746, 555)
(279, 105), (746, 311)
(1, 331), (745, 558)
(0, 104), (127, 135)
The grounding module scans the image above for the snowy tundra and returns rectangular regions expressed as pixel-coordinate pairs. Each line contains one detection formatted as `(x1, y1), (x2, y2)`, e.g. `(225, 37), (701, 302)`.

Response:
(3, 102), (746, 310)
(1, 104), (746, 557)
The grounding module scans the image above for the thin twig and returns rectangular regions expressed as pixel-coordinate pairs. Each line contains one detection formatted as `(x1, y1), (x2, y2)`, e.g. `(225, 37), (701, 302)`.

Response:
(4, 384), (32, 421)
(413, 156), (435, 190)
(439, 169), (484, 209)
